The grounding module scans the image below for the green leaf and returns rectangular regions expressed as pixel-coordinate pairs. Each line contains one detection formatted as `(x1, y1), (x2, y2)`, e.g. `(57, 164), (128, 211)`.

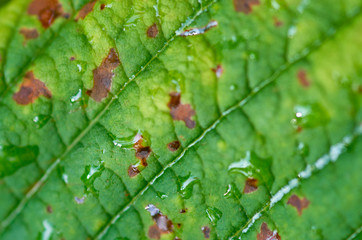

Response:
(0, 0), (361, 240)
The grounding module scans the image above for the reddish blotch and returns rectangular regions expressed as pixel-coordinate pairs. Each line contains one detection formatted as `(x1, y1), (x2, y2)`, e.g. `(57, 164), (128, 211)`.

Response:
(168, 92), (196, 129)
(76, 1), (97, 20)
(212, 64), (223, 78)
(297, 69), (310, 87)
(257, 222), (281, 240)
(243, 177), (258, 193)
(13, 71), (52, 105)
(202, 226), (210, 238)
(233, 0), (260, 14)
(146, 204), (173, 239)
(147, 24), (159, 38)
(27, 0), (64, 28)
(19, 28), (39, 43)
(86, 48), (120, 102)
(287, 194), (310, 215)
(167, 141), (181, 152)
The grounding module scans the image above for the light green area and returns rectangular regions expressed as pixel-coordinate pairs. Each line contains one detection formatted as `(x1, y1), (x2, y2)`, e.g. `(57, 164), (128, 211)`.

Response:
(0, 0), (361, 239)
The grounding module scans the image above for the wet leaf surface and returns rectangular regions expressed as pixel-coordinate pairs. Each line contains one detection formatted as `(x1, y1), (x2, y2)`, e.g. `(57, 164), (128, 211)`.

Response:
(0, 0), (361, 239)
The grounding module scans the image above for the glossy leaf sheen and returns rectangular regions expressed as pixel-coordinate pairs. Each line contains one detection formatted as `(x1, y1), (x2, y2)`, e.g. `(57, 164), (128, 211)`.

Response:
(0, 0), (362, 240)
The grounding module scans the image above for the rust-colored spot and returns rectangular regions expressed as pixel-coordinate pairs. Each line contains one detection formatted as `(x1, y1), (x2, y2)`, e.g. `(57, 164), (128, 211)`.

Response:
(257, 222), (281, 240)
(100, 4), (105, 10)
(13, 71), (52, 105)
(147, 23), (159, 38)
(134, 135), (152, 167)
(19, 28), (39, 43)
(287, 194), (310, 215)
(128, 165), (140, 178)
(86, 48), (120, 102)
(46, 205), (53, 213)
(70, 56), (75, 61)
(146, 204), (173, 239)
(167, 92), (196, 129)
(27, 0), (64, 28)
(297, 69), (310, 87)
(273, 17), (283, 27)
(176, 223), (182, 228)
(233, 0), (260, 14)
(76, 1), (97, 20)
(243, 177), (258, 193)
(179, 208), (187, 213)
(202, 226), (210, 238)
(212, 64), (223, 78)
(167, 141), (181, 152)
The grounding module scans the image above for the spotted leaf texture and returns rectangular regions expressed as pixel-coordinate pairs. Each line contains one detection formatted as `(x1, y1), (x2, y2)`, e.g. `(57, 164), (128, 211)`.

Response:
(0, 0), (362, 240)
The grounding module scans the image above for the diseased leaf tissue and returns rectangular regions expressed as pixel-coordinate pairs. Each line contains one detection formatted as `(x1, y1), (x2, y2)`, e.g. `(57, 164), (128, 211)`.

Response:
(0, 0), (361, 239)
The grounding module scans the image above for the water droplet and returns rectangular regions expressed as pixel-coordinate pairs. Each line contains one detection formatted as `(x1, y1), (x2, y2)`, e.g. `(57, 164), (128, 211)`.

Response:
(42, 220), (53, 240)
(288, 26), (297, 38)
(156, 191), (168, 199)
(70, 89), (82, 103)
(80, 160), (104, 195)
(296, 142), (309, 157)
(62, 173), (69, 184)
(271, 0), (280, 10)
(33, 114), (51, 129)
(112, 131), (142, 149)
(228, 151), (253, 177)
(229, 84), (236, 91)
(177, 173), (199, 199)
(206, 207), (222, 226)
(223, 183), (241, 200)
(75, 196), (85, 204)
(291, 103), (329, 130)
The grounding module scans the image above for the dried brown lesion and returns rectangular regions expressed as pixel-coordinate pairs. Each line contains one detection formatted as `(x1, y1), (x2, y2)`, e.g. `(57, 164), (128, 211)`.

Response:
(147, 23), (159, 38)
(167, 92), (196, 129)
(233, 0), (260, 14)
(19, 28), (39, 45)
(257, 222), (281, 240)
(243, 177), (258, 193)
(287, 194), (310, 215)
(127, 134), (152, 178)
(27, 0), (65, 28)
(76, 1), (97, 20)
(86, 48), (121, 102)
(145, 204), (174, 239)
(13, 71), (52, 105)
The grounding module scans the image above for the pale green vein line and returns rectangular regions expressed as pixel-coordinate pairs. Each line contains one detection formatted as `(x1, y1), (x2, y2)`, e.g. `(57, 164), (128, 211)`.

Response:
(229, 125), (362, 239)
(94, 9), (362, 239)
(346, 225), (362, 240)
(0, 0), (218, 233)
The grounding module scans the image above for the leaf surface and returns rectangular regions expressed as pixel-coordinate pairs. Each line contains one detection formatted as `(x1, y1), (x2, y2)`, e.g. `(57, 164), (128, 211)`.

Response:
(0, 0), (361, 239)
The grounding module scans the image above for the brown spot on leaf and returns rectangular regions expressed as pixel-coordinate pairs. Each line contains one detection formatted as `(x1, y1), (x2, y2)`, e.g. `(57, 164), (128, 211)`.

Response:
(233, 0), (260, 14)
(27, 0), (64, 28)
(76, 1), (97, 20)
(133, 134), (152, 167)
(128, 165), (140, 178)
(179, 208), (187, 213)
(202, 226), (210, 238)
(147, 23), (159, 38)
(146, 204), (173, 239)
(297, 69), (310, 87)
(273, 17), (283, 27)
(86, 48), (120, 102)
(257, 222), (281, 240)
(100, 4), (105, 10)
(168, 92), (196, 129)
(212, 64), (223, 78)
(167, 141), (181, 152)
(70, 56), (75, 61)
(243, 177), (258, 193)
(287, 194), (310, 215)
(19, 28), (39, 44)
(46, 205), (53, 213)
(179, 20), (218, 37)
(13, 71), (52, 105)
